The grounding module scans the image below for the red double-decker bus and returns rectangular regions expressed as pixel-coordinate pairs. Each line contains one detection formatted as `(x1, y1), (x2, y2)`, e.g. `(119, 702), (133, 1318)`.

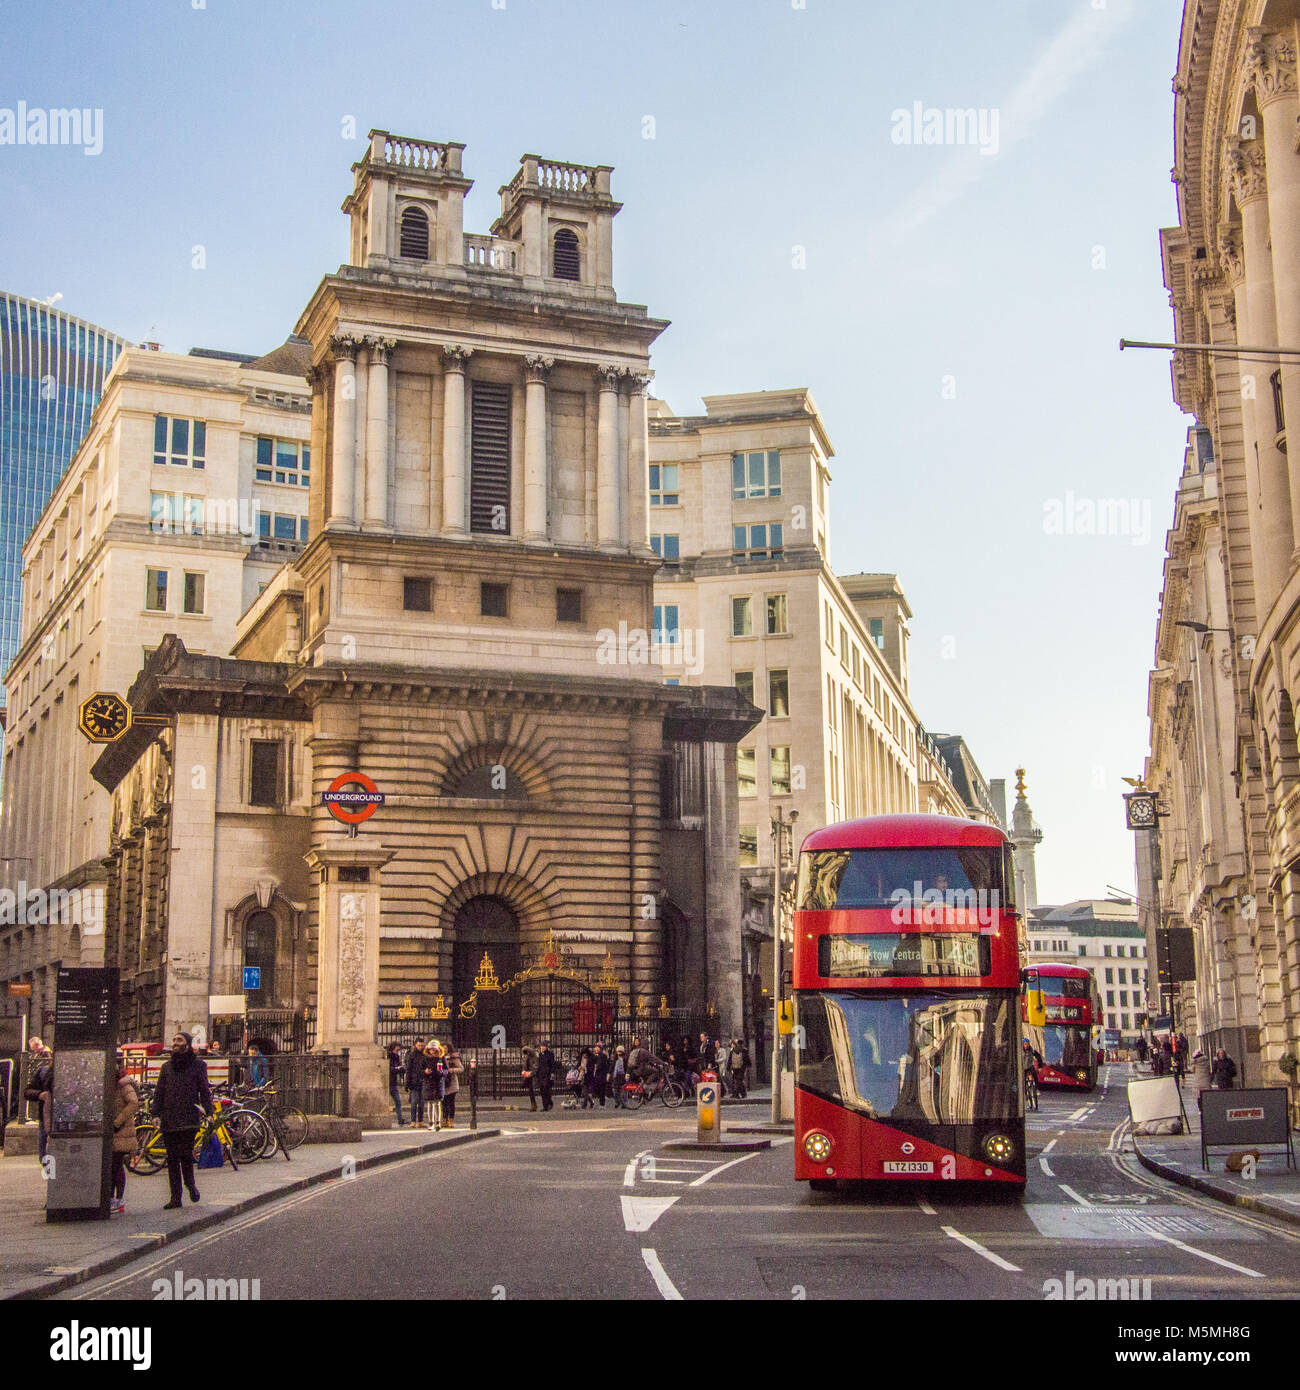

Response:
(1022, 962), (1101, 1092)
(792, 814), (1025, 1191)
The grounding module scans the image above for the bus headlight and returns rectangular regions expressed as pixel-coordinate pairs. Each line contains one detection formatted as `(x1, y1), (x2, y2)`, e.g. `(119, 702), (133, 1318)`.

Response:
(983, 1133), (1015, 1164)
(803, 1131), (832, 1163)
(1076, 1070), (1087, 1081)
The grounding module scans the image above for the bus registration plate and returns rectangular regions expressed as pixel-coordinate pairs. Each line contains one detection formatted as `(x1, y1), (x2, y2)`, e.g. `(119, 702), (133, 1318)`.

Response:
(883, 1160), (934, 1174)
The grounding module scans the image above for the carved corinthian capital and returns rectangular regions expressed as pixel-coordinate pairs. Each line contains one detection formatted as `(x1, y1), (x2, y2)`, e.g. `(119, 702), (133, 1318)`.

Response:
(1245, 27), (1297, 107)
(329, 334), (360, 363)
(1217, 224), (1245, 286)
(441, 344), (474, 371)
(1225, 138), (1268, 206)
(596, 364), (623, 392)
(524, 354), (555, 384)
(365, 336), (397, 364)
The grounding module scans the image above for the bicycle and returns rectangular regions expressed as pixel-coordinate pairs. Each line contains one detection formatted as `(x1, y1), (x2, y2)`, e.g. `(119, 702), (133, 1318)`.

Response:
(234, 1082), (308, 1154)
(621, 1069), (686, 1110)
(128, 1098), (268, 1174)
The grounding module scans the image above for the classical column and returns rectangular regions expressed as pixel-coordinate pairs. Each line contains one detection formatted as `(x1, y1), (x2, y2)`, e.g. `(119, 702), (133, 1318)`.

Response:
(596, 364), (622, 549)
(523, 355), (554, 541)
(363, 337), (395, 531)
(305, 363), (329, 541)
(441, 346), (473, 536)
(625, 372), (653, 556)
(1225, 151), (1294, 610)
(1247, 26), (1300, 564)
(328, 336), (359, 529)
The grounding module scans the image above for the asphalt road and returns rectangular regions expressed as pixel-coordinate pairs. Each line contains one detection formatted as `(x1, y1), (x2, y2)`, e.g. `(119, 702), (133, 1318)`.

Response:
(62, 1065), (1300, 1301)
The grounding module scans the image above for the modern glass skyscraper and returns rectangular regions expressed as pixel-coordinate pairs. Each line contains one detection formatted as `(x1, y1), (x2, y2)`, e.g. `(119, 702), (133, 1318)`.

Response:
(0, 293), (126, 703)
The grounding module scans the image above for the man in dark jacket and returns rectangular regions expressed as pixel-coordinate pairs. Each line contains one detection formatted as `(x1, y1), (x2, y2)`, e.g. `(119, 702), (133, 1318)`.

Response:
(522, 1044), (538, 1111)
(535, 1042), (556, 1111)
(405, 1040), (426, 1125)
(25, 1038), (54, 1163)
(152, 1032), (212, 1209)
(590, 1042), (611, 1107)
(1211, 1048), (1238, 1089)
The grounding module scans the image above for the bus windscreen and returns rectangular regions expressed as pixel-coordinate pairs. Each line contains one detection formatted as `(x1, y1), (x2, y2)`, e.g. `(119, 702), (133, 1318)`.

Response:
(797, 991), (1018, 1124)
(798, 847), (1003, 911)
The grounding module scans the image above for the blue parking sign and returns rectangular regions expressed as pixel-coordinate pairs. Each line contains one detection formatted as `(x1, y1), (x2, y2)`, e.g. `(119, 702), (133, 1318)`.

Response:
(243, 966), (261, 990)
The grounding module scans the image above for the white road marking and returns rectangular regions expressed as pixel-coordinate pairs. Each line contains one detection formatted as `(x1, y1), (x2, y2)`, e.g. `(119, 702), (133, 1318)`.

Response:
(640, 1178), (686, 1185)
(1146, 1232), (1264, 1278)
(1067, 1107), (1089, 1121)
(641, 1247), (684, 1300)
(623, 1151), (649, 1188)
(1040, 1139), (1058, 1156)
(621, 1194), (679, 1231)
(1059, 1184), (1092, 1207)
(940, 1224), (1021, 1272)
(1039, 1157), (1055, 1177)
(916, 1197), (936, 1215)
(688, 1151), (761, 1187)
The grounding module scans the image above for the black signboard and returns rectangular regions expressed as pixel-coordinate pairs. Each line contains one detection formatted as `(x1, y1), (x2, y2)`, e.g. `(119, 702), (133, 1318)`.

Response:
(54, 967), (118, 1047)
(1199, 1087), (1296, 1171)
(819, 933), (990, 979)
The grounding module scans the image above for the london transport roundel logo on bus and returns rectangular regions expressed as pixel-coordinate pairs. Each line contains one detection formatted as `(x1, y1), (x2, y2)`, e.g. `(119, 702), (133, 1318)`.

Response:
(322, 772), (385, 824)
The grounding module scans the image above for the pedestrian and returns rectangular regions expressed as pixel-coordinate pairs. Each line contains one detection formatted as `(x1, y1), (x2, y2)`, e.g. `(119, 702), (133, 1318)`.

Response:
(386, 1042), (406, 1126)
(536, 1041), (556, 1111)
(441, 1049), (463, 1128)
(406, 1039), (426, 1126)
(727, 1038), (747, 1099)
(612, 1045), (628, 1107)
(110, 1053), (140, 1215)
(590, 1042), (610, 1107)
(152, 1032), (212, 1210)
(423, 1041), (444, 1130)
(578, 1047), (594, 1108)
(1172, 1040), (1187, 1086)
(23, 1037), (54, 1163)
(247, 1043), (268, 1088)
(1211, 1047), (1238, 1089)
(564, 1055), (582, 1109)
(628, 1036), (653, 1084)
(521, 1043), (538, 1111)
(1136, 1036), (1148, 1065)
(1191, 1048), (1212, 1098)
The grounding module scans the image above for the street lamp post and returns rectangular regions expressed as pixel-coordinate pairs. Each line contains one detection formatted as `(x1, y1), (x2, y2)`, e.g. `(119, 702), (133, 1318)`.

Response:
(770, 807), (798, 1124)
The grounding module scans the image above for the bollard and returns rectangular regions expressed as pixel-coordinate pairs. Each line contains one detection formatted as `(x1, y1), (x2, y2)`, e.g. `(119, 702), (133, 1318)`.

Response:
(696, 1077), (722, 1145)
(469, 1061), (478, 1131)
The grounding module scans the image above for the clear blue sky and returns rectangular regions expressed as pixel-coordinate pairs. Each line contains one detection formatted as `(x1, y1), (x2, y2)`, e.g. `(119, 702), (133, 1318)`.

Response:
(1, 0), (1187, 902)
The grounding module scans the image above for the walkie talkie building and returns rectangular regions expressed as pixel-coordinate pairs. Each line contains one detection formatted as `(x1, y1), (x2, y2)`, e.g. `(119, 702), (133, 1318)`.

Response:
(0, 293), (126, 703)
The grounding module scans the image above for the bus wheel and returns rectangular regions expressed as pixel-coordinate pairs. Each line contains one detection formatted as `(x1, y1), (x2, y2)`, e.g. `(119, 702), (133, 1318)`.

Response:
(808, 1178), (837, 1192)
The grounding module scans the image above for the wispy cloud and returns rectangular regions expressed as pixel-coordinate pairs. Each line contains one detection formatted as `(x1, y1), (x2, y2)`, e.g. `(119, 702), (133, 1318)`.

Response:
(876, 0), (1141, 242)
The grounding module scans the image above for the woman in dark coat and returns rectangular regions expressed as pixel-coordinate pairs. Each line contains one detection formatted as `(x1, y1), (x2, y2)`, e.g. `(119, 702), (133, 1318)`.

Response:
(152, 1032), (212, 1209)
(590, 1043), (611, 1107)
(110, 1057), (140, 1215)
(386, 1043), (406, 1126)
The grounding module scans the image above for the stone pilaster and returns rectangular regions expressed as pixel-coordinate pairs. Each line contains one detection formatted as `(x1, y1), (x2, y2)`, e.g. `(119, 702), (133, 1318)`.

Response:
(328, 336), (360, 529)
(441, 346), (473, 537)
(363, 337), (395, 531)
(523, 355), (554, 541)
(625, 373), (653, 557)
(596, 365), (622, 549)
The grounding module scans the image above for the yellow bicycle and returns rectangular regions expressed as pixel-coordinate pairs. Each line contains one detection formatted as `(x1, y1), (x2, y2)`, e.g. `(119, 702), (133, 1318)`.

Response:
(128, 1099), (268, 1174)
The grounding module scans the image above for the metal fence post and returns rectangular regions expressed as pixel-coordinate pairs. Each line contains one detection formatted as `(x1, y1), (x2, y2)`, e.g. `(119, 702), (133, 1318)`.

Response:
(469, 1062), (478, 1130)
(342, 1047), (350, 1118)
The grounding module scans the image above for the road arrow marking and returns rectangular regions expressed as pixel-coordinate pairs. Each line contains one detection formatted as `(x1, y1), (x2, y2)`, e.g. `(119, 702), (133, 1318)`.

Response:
(621, 1194), (680, 1232)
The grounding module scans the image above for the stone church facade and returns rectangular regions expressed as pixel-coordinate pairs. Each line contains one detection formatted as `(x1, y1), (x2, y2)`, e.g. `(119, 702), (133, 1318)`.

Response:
(92, 133), (758, 1113)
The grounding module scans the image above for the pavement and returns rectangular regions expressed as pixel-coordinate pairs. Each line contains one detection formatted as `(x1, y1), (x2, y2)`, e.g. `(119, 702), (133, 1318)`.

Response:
(0, 1122), (499, 1300)
(1127, 1084), (1300, 1229)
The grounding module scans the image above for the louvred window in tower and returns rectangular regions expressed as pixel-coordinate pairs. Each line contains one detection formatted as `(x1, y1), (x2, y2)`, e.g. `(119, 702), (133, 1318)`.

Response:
(552, 228), (580, 281)
(400, 205), (430, 261)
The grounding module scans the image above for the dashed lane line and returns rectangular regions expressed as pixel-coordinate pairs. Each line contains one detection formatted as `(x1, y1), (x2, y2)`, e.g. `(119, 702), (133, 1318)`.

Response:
(940, 1224), (1021, 1273)
(687, 1152), (761, 1187)
(641, 1247), (684, 1299)
(916, 1197), (937, 1215)
(1058, 1184), (1092, 1207)
(1145, 1231), (1264, 1279)
(1039, 1157), (1055, 1178)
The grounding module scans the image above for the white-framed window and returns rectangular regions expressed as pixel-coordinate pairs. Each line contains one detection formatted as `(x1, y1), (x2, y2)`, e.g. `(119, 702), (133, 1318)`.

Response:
(183, 572), (205, 615)
(768, 669), (789, 717)
(735, 670), (755, 703)
(739, 825), (758, 867)
(653, 603), (680, 644)
(770, 745), (792, 795)
(145, 568), (168, 611)
(869, 617), (884, 650)
(839, 623), (850, 670)
(732, 596), (753, 637)
(256, 437), (310, 487)
(766, 593), (788, 635)
(154, 415), (206, 469)
(649, 464), (679, 506)
(258, 512), (308, 543)
(738, 747), (757, 798)
(731, 450), (781, 500)
(732, 523), (783, 558)
(650, 534), (680, 560)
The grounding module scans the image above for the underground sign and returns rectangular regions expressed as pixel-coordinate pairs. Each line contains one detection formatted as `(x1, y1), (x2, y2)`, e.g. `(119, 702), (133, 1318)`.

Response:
(322, 771), (385, 824)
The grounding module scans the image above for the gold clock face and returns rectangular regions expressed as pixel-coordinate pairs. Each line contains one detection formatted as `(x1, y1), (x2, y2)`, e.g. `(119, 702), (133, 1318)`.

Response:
(78, 692), (132, 743)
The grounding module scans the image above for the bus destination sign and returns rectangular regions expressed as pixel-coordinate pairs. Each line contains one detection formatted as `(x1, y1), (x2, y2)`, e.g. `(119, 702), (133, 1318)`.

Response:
(819, 933), (989, 979)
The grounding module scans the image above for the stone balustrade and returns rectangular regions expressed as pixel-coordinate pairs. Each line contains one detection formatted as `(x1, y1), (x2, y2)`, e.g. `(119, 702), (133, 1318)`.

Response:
(504, 155), (612, 199)
(372, 131), (464, 174)
(464, 233), (522, 271)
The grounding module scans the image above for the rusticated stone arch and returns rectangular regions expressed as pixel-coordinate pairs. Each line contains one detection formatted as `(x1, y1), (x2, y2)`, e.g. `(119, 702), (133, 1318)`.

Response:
(434, 708), (557, 800)
(439, 741), (548, 800)
(437, 869), (558, 946)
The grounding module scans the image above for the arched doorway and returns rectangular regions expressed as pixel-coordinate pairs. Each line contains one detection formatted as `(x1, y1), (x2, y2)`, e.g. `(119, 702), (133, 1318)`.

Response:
(244, 910), (278, 1006)
(452, 896), (522, 1047)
